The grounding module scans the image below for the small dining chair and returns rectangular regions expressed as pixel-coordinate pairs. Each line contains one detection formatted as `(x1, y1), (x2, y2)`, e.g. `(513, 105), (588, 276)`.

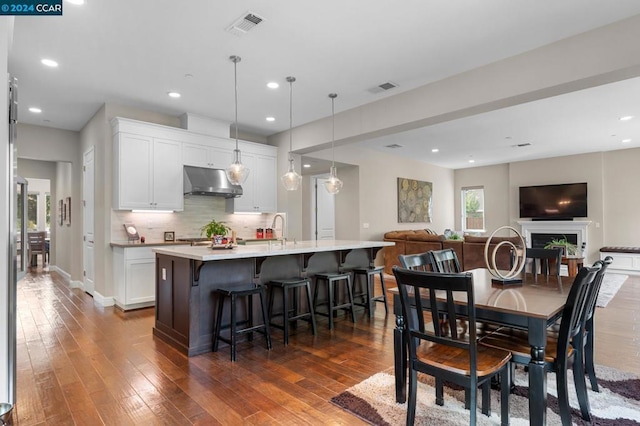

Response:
(27, 231), (47, 266)
(398, 252), (432, 271)
(525, 247), (562, 278)
(393, 267), (512, 426)
(480, 264), (601, 425)
(428, 248), (461, 273)
(580, 256), (612, 392)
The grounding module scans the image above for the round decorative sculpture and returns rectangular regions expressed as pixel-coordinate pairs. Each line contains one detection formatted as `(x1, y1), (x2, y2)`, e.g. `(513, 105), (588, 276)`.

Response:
(484, 226), (526, 283)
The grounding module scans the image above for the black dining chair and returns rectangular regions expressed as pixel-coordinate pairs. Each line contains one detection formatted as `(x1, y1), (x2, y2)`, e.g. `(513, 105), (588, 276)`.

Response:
(393, 267), (512, 426)
(580, 256), (612, 392)
(480, 264), (601, 425)
(429, 248), (462, 273)
(525, 247), (562, 278)
(398, 252), (433, 271)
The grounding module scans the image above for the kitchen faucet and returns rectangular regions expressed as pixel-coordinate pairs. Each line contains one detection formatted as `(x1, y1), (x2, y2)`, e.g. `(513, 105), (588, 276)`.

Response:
(271, 214), (285, 240)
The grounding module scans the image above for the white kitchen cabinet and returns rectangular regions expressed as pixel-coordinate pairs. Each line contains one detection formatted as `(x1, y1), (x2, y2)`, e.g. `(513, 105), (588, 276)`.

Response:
(227, 142), (277, 213)
(113, 120), (184, 211)
(112, 245), (164, 310)
(182, 140), (233, 169)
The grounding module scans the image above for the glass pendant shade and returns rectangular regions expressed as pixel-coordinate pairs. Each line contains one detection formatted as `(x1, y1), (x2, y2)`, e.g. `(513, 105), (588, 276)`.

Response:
(281, 158), (302, 191)
(226, 148), (249, 185)
(226, 55), (249, 185)
(281, 76), (301, 191)
(324, 165), (343, 194)
(324, 92), (343, 194)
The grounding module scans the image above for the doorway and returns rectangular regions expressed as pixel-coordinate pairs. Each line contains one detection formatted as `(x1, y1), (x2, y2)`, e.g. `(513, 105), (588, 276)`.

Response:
(311, 175), (335, 240)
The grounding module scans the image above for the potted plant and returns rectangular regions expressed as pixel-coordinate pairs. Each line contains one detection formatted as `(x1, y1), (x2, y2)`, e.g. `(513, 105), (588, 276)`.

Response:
(201, 219), (229, 245)
(544, 236), (578, 256)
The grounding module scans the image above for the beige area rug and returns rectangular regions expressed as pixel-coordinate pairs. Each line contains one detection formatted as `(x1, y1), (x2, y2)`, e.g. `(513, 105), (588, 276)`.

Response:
(331, 364), (640, 425)
(596, 273), (628, 307)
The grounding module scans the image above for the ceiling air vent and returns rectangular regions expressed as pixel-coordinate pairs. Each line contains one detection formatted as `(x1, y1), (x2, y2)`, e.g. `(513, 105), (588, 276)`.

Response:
(385, 143), (403, 149)
(226, 12), (264, 36)
(368, 81), (399, 94)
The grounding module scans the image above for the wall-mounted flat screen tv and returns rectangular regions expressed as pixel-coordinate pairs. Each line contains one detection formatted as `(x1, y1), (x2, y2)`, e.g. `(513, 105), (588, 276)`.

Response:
(519, 182), (587, 220)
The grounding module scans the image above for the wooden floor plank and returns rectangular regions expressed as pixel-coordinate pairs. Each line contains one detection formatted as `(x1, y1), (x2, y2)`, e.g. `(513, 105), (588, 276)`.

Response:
(9, 268), (640, 425)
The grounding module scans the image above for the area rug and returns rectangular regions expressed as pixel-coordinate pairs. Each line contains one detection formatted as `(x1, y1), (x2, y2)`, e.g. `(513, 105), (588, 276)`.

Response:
(331, 364), (640, 425)
(596, 273), (628, 307)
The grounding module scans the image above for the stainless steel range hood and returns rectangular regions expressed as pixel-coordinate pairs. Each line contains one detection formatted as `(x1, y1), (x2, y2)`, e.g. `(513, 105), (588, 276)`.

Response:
(183, 166), (243, 198)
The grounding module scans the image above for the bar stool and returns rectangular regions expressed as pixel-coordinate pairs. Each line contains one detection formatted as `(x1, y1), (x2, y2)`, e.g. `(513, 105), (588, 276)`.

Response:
(352, 266), (389, 317)
(212, 284), (272, 361)
(267, 278), (317, 345)
(313, 272), (356, 329)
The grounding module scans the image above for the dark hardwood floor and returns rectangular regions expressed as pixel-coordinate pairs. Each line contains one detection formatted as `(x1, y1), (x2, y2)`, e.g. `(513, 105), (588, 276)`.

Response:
(10, 267), (640, 425)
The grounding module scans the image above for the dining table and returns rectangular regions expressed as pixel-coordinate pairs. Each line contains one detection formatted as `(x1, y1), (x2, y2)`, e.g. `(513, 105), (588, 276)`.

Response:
(392, 268), (574, 426)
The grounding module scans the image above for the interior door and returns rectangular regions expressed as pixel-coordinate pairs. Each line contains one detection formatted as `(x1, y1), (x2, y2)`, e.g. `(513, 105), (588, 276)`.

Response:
(82, 147), (95, 295)
(314, 177), (336, 240)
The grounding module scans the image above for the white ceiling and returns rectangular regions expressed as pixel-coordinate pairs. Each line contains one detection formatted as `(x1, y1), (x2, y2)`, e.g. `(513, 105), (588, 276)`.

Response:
(9, 0), (640, 169)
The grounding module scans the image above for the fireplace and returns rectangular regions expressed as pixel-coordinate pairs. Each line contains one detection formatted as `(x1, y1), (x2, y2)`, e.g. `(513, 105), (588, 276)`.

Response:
(530, 233), (578, 250)
(517, 220), (591, 257)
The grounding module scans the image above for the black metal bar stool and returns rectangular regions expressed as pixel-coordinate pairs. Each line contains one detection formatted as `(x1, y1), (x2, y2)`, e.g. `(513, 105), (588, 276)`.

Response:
(352, 266), (389, 317)
(212, 284), (272, 361)
(267, 278), (317, 345)
(313, 272), (356, 329)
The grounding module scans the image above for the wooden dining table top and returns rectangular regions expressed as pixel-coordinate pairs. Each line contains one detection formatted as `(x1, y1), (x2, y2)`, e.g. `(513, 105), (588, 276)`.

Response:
(391, 268), (574, 320)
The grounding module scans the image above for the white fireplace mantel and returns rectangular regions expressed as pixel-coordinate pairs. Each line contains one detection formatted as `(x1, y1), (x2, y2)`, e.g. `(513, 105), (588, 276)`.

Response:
(517, 220), (592, 253)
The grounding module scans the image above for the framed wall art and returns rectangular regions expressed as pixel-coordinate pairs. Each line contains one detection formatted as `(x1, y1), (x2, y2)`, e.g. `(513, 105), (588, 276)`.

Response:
(64, 197), (71, 226)
(397, 177), (433, 223)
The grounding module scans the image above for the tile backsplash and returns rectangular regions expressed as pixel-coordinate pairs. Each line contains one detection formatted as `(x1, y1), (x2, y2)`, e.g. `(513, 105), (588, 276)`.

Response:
(111, 196), (283, 242)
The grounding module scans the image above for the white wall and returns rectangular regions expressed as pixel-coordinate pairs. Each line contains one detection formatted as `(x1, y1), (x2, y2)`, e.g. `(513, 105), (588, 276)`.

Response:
(602, 148), (640, 245)
(453, 150), (621, 263)
(287, 142), (455, 241)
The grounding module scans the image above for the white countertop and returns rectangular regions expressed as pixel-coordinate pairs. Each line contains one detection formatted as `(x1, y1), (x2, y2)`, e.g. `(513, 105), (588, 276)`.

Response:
(152, 239), (394, 261)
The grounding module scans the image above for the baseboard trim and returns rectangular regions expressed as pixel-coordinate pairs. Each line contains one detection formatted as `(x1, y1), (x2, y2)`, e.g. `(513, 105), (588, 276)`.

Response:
(93, 291), (115, 307)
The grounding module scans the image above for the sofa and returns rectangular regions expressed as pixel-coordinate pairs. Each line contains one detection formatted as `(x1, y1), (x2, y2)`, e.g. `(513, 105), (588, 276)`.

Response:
(383, 230), (518, 274)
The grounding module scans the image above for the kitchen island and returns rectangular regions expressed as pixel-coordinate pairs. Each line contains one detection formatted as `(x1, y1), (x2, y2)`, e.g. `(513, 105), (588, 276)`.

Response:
(152, 240), (394, 356)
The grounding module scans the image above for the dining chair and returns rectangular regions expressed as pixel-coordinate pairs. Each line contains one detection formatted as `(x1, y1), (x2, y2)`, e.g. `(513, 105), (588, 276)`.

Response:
(525, 247), (562, 278)
(480, 264), (601, 425)
(392, 267), (511, 426)
(580, 256), (612, 392)
(398, 252), (433, 271)
(27, 231), (47, 266)
(429, 248), (461, 273)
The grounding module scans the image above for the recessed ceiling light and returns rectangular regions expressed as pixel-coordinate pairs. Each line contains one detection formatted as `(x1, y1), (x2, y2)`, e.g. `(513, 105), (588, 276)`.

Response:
(267, 82), (279, 89)
(303, 164), (311, 168)
(619, 115), (634, 121)
(622, 138), (632, 143)
(468, 159), (475, 163)
(28, 107), (42, 113)
(266, 116), (275, 122)
(431, 148), (439, 153)
(167, 92), (181, 98)
(41, 58), (58, 68)
(67, 0), (85, 4)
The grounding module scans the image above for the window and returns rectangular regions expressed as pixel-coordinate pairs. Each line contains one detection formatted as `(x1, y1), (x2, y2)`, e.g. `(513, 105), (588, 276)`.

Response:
(46, 193), (51, 231)
(462, 187), (485, 232)
(27, 193), (38, 230)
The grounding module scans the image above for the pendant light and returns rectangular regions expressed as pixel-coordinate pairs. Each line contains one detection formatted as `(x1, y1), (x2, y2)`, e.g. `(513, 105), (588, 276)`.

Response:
(324, 93), (343, 194)
(225, 55), (250, 185)
(281, 76), (302, 191)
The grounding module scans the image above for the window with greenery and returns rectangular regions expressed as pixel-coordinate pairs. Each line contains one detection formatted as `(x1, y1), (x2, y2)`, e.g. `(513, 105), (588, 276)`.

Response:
(46, 193), (51, 230)
(462, 187), (485, 232)
(27, 193), (38, 230)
